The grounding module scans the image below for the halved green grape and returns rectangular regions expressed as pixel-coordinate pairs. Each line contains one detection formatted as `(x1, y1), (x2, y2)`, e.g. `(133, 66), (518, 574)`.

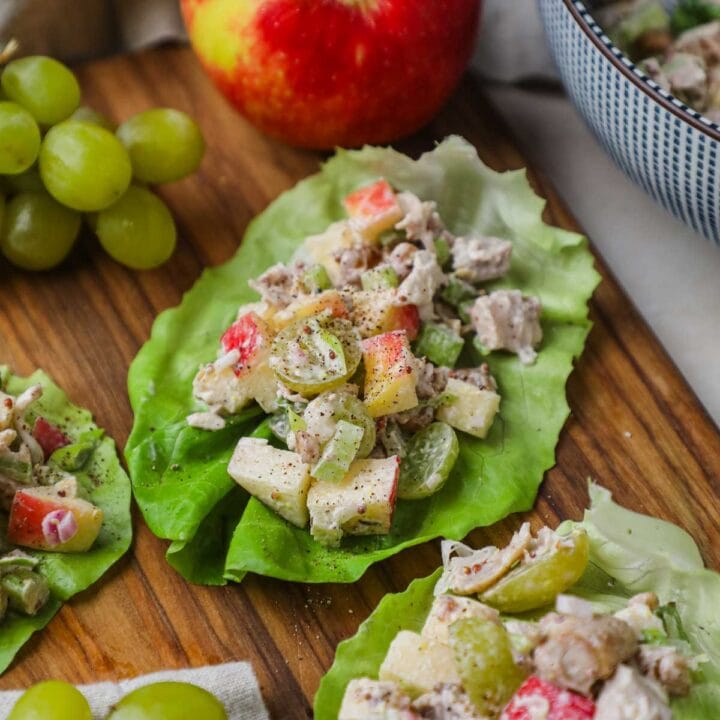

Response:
(0, 102), (41, 175)
(270, 315), (361, 396)
(106, 682), (227, 720)
(449, 617), (525, 717)
(70, 105), (116, 131)
(312, 420), (365, 483)
(95, 185), (176, 269)
(116, 108), (205, 183)
(480, 529), (590, 613)
(0, 191), (81, 270)
(8, 680), (92, 720)
(398, 422), (459, 500)
(40, 121), (132, 211)
(301, 264), (332, 292)
(1, 56), (80, 126)
(302, 389), (376, 457)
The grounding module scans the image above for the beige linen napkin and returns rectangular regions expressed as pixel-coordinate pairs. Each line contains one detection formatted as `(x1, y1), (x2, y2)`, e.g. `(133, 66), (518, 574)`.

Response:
(0, 663), (269, 719)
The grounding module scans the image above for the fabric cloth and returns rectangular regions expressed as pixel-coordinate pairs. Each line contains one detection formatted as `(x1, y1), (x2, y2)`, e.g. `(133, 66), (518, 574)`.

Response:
(0, 662), (269, 719)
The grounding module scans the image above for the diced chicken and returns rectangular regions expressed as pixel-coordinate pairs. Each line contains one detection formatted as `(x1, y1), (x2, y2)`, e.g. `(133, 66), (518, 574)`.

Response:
(470, 290), (542, 365)
(186, 411), (226, 431)
(0, 392), (15, 431)
(416, 361), (450, 400)
(614, 592), (664, 638)
(334, 242), (382, 287)
(339, 678), (417, 720)
(663, 52), (708, 107)
(637, 644), (692, 697)
(248, 262), (307, 308)
(0, 429), (17, 451)
(451, 235), (512, 284)
(395, 192), (444, 249)
(674, 20), (720, 67)
(448, 364), (497, 393)
(395, 250), (446, 320)
(533, 612), (638, 694)
(422, 594), (500, 644)
(390, 362), (448, 432)
(595, 664), (672, 720)
(294, 430), (321, 466)
(386, 242), (419, 282)
(444, 523), (532, 595)
(192, 351), (251, 415)
(411, 683), (480, 720)
(379, 631), (460, 697)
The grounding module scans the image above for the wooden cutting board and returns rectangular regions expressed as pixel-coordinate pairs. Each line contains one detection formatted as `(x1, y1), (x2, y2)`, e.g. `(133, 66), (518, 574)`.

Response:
(1, 47), (719, 718)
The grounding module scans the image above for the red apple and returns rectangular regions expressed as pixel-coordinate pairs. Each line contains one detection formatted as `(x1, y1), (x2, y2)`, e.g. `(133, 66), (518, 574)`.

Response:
(180, 0), (481, 149)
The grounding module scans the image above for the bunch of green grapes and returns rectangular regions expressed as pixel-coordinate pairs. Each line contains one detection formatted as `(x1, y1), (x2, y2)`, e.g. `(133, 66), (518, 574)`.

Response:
(0, 55), (205, 271)
(8, 680), (228, 719)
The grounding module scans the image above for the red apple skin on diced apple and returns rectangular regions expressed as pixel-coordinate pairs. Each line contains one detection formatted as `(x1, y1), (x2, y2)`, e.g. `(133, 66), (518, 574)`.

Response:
(389, 304), (420, 341)
(180, 0), (480, 149)
(221, 311), (273, 376)
(33, 417), (70, 460)
(8, 489), (103, 554)
(344, 179), (401, 220)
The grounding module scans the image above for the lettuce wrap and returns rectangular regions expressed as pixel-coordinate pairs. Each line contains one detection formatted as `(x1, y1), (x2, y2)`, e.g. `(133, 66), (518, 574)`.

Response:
(0, 366), (132, 673)
(125, 136), (600, 585)
(314, 485), (720, 718)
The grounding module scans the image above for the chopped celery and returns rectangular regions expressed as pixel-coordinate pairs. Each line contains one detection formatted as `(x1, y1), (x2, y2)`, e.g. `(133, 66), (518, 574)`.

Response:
(440, 275), (476, 307)
(0, 552), (39, 572)
(671, 0), (720, 34)
(1, 569), (50, 615)
(361, 265), (399, 291)
(413, 323), (464, 368)
(472, 334), (490, 357)
(434, 236), (451, 267)
(0, 452), (32, 484)
(49, 429), (102, 472)
(616, 0), (669, 49)
(458, 300), (474, 325)
(288, 408), (306, 432)
(641, 628), (669, 645)
(302, 264), (332, 293)
(311, 420), (364, 483)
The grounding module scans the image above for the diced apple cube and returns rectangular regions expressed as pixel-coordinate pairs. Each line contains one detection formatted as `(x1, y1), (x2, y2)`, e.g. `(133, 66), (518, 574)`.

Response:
(193, 311), (278, 414)
(271, 289), (349, 330)
(298, 221), (358, 286)
(351, 290), (420, 341)
(228, 437), (311, 528)
(421, 594), (500, 644)
(379, 630), (460, 697)
(339, 678), (413, 720)
(344, 179), (404, 242)
(436, 377), (500, 438)
(307, 456), (399, 546)
(8, 478), (103, 553)
(362, 331), (419, 418)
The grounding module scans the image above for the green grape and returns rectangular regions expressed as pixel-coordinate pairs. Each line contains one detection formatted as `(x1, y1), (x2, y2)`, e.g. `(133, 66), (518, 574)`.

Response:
(449, 617), (525, 717)
(40, 121), (132, 211)
(398, 422), (459, 499)
(107, 682), (227, 720)
(95, 185), (176, 269)
(116, 108), (205, 183)
(480, 529), (590, 613)
(0, 191), (81, 270)
(270, 315), (361, 396)
(1, 56), (80, 126)
(8, 680), (92, 720)
(70, 105), (116, 131)
(0, 102), (41, 175)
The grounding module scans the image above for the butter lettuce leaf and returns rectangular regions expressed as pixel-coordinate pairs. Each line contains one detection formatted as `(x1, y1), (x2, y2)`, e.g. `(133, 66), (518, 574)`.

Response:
(126, 136), (599, 584)
(0, 367), (132, 673)
(314, 486), (720, 718)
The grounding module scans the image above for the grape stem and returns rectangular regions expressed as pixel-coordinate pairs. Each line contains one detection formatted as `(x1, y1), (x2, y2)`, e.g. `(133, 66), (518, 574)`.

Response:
(0, 38), (19, 64)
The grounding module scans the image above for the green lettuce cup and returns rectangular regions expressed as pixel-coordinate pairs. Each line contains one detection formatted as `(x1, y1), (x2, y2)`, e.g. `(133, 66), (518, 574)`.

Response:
(315, 485), (720, 718)
(0, 367), (132, 673)
(125, 136), (600, 585)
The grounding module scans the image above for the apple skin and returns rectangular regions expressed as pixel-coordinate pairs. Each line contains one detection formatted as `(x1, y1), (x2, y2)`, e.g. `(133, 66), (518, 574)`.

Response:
(181, 0), (481, 149)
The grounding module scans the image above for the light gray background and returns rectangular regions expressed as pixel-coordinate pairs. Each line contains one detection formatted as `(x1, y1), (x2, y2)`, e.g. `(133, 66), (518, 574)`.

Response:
(2, 0), (719, 425)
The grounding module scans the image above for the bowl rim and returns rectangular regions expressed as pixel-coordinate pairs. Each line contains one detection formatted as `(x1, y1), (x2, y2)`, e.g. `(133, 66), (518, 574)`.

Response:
(562, 0), (720, 142)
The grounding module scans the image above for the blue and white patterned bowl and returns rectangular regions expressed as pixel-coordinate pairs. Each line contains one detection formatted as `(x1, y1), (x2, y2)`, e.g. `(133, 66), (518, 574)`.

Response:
(539, 0), (720, 245)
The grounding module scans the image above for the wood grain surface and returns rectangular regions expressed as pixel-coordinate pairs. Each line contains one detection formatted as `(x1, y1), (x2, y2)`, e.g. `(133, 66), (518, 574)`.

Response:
(1, 47), (719, 718)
